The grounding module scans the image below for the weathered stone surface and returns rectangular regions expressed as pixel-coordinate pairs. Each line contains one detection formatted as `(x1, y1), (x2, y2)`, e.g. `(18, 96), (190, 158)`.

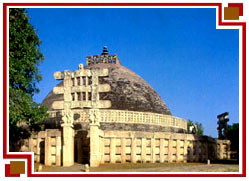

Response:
(43, 64), (171, 115)
(99, 123), (187, 133)
(73, 122), (186, 133)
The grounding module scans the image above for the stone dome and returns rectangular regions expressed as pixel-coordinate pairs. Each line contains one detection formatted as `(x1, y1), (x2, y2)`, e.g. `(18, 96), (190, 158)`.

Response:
(42, 63), (171, 115)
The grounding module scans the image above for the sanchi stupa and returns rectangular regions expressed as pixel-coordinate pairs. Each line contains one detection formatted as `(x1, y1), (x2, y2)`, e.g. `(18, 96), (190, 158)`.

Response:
(24, 47), (230, 168)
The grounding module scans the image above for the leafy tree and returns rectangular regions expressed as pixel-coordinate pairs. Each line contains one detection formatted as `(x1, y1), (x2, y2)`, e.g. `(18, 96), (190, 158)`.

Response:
(187, 120), (204, 136)
(195, 122), (204, 135)
(9, 8), (48, 151)
(227, 123), (239, 159)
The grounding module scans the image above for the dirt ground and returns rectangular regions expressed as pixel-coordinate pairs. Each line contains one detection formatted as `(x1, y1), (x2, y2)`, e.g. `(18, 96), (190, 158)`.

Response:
(34, 162), (239, 173)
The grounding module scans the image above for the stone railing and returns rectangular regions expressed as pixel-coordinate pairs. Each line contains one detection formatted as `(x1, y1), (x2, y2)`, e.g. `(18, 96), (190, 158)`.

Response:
(48, 109), (187, 130)
(86, 54), (120, 66)
(98, 109), (187, 130)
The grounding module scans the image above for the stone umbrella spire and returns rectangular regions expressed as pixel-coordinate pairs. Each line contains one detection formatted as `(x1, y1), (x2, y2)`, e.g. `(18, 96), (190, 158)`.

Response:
(86, 46), (120, 65)
(101, 46), (109, 55)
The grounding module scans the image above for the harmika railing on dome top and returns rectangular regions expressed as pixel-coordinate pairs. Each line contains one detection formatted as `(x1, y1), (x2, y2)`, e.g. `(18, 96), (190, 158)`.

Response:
(86, 55), (120, 66)
(48, 109), (188, 130)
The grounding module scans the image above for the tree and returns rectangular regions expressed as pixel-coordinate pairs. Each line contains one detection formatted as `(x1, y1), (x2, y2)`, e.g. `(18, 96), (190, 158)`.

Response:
(187, 120), (204, 136)
(227, 123), (239, 159)
(195, 122), (204, 136)
(9, 8), (48, 151)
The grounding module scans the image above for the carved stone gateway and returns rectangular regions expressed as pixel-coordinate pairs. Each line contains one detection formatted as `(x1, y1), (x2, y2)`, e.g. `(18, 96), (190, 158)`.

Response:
(52, 67), (111, 110)
(53, 64), (111, 167)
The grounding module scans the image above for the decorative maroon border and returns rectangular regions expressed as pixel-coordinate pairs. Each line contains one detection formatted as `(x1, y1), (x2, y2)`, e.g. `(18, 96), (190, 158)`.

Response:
(2, 3), (246, 177)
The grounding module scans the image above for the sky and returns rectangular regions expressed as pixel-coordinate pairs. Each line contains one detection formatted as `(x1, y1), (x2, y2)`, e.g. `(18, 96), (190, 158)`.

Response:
(26, 8), (239, 138)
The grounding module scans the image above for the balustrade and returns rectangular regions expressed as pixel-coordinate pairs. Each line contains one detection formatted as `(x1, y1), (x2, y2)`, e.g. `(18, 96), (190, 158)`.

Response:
(48, 109), (187, 130)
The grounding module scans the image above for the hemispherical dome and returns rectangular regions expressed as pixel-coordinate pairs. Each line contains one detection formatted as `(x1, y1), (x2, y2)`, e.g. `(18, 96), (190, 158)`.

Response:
(42, 63), (171, 115)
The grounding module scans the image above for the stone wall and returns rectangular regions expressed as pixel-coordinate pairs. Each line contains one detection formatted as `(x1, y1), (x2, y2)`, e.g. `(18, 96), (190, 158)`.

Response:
(216, 139), (231, 160)
(27, 129), (230, 167)
(95, 130), (230, 165)
(29, 129), (62, 166)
